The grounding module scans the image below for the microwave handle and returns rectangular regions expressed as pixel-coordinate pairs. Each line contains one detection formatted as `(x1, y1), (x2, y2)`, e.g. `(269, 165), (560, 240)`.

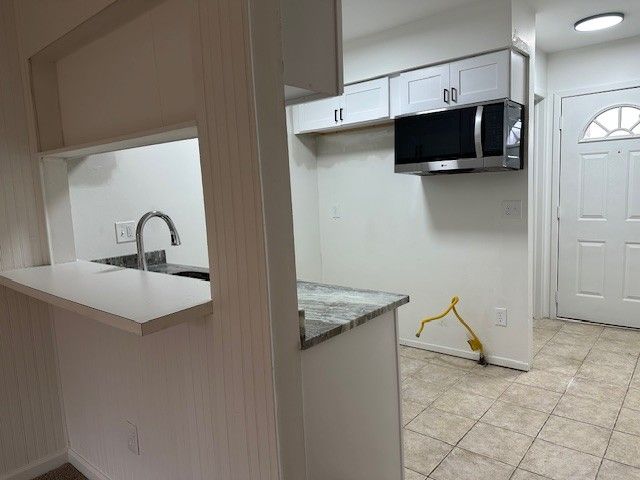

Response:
(474, 105), (484, 159)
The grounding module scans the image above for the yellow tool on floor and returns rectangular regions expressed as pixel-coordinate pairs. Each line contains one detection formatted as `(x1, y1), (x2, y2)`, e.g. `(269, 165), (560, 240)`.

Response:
(415, 296), (487, 366)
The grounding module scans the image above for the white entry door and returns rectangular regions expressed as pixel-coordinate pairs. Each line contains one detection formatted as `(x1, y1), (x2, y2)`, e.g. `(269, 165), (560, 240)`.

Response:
(557, 87), (640, 327)
(558, 88), (640, 327)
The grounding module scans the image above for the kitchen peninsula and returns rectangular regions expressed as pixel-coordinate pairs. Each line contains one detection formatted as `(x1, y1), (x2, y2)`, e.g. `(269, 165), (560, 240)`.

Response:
(87, 251), (410, 480)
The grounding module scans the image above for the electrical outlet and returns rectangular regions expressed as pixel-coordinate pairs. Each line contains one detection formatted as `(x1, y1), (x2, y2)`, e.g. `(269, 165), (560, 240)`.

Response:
(127, 421), (140, 455)
(330, 205), (341, 219)
(495, 307), (508, 327)
(115, 221), (136, 244)
(502, 200), (522, 219)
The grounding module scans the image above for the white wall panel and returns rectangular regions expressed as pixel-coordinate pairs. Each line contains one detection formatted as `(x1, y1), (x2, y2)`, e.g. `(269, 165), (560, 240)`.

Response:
(628, 151), (640, 220)
(623, 243), (640, 302)
(0, 2), (66, 476)
(579, 153), (608, 220)
(53, 0), (288, 478)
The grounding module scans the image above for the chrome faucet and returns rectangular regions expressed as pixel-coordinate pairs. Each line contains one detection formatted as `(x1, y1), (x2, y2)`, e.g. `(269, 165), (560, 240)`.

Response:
(136, 211), (181, 270)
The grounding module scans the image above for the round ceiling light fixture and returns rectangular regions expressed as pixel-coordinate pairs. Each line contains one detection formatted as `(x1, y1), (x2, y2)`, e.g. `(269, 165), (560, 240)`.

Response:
(574, 12), (625, 32)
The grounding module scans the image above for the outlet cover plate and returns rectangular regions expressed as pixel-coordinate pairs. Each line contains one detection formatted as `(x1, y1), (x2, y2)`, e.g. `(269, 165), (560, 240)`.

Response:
(127, 421), (140, 455)
(495, 307), (507, 327)
(115, 221), (136, 244)
(502, 200), (522, 219)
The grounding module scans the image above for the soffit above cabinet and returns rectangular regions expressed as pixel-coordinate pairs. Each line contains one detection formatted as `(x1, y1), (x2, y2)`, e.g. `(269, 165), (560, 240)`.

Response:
(27, 0), (342, 152)
(281, 0), (343, 105)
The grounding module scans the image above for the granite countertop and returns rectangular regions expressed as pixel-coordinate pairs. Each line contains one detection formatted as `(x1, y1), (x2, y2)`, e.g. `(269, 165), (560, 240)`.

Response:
(92, 251), (409, 349)
(297, 281), (409, 349)
(93, 250), (209, 276)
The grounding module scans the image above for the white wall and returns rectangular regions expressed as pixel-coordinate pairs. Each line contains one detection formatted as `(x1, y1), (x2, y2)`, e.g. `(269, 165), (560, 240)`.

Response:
(547, 35), (640, 93)
(314, 128), (529, 368)
(286, 110), (323, 282)
(287, 1), (532, 368)
(535, 48), (548, 98)
(342, 0), (511, 84)
(68, 139), (209, 268)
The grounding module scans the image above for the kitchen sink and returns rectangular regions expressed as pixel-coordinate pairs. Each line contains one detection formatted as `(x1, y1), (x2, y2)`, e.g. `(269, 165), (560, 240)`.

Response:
(172, 271), (210, 282)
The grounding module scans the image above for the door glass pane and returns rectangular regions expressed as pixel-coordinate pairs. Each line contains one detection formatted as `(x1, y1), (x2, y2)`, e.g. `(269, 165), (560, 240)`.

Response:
(584, 123), (607, 139)
(581, 105), (640, 141)
(596, 108), (619, 130)
(621, 107), (640, 129)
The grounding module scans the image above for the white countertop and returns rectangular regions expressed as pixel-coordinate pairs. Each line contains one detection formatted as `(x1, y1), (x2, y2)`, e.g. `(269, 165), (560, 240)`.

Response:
(0, 260), (213, 335)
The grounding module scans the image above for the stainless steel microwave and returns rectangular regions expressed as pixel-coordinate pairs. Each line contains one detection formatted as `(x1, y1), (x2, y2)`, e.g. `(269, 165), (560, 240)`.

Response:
(394, 100), (524, 175)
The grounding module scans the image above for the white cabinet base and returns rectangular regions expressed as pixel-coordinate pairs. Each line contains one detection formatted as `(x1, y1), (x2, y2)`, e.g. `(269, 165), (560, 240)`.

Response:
(301, 310), (403, 480)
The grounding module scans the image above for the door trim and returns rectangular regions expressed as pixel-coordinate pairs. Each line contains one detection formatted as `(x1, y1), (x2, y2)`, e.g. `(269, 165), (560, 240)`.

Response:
(548, 79), (640, 320)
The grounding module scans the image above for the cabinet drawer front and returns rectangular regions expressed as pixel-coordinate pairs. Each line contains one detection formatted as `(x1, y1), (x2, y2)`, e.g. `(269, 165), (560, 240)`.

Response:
(449, 50), (509, 106)
(343, 77), (389, 126)
(392, 64), (450, 116)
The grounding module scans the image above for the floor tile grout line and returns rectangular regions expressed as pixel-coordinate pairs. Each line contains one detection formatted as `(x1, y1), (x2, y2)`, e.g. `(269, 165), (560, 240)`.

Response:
(595, 352), (640, 475)
(424, 364), (523, 477)
(401, 321), (640, 478)
(510, 323), (606, 479)
(405, 323), (560, 477)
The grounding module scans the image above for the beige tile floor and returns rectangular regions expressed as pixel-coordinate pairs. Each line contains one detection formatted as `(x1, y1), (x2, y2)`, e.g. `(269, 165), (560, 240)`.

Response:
(400, 318), (640, 480)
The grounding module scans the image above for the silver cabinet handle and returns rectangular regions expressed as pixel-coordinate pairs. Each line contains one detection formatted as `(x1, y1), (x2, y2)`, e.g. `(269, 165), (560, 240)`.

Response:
(444, 89), (450, 104)
(474, 105), (484, 159)
(451, 87), (458, 102)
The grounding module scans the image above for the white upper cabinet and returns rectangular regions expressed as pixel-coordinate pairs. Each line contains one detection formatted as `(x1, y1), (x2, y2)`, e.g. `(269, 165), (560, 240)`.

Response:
(293, 49), (526, 133)
(342, 78), (389, 126)
(292, 96), (343, 134)
(392, 50), (519, 117)
(449, 50), (510, 106)
(281, 0), (342, 104)
(390, 64), (450, 116)
(293, 78), (389, 134)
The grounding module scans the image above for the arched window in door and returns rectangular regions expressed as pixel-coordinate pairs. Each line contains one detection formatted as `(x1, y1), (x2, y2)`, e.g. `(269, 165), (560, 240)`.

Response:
(581, 105), (640, 142)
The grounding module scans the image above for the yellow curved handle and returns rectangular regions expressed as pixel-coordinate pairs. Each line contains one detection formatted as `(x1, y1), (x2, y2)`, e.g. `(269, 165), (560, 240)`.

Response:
(415, 296), (459, 337)
(415, 296), (484, 358)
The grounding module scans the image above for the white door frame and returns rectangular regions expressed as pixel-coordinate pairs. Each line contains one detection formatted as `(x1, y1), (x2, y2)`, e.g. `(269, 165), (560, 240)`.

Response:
(547, 79), (640, 320)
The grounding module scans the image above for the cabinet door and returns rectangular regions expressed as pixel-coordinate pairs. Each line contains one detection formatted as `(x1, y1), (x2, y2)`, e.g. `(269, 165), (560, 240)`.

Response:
(449, 50), (509, 106)
(292, 95), (342, 134)
(342, 78), (389, 126)
(391, 64), (450, 116)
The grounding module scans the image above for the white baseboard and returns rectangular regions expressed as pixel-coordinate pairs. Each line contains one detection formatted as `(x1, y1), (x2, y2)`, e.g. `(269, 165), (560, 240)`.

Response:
(67, 449), (111, 480)
(400, 338), (530, 371)
(0, 450), (68, 480)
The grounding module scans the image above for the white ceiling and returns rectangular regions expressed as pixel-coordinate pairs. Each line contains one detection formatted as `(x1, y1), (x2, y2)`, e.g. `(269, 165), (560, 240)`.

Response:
(341, 0), (479, 42)
(531, 0), (640, 52)
(342, 0), (640, 53)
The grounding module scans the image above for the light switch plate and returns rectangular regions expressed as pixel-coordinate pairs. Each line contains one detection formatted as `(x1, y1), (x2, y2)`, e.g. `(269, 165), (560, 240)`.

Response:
(127, 421), (140, 455)
(115, 221), (136, 244)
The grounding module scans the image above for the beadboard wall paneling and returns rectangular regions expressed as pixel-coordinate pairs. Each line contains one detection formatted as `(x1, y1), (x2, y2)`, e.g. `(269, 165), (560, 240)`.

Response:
(54, 309), (205, 479)
(50, 0), (287, 479)
(0, 289), (66, 476)
(191, 0), (281, 476)
(0, 1), (49, 272)
(0, 1), (67, 477)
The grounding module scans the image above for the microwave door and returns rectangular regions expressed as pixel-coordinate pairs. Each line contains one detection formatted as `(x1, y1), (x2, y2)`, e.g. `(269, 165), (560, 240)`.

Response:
(427, 106), (479, 172)
(480, 102), (506, 168)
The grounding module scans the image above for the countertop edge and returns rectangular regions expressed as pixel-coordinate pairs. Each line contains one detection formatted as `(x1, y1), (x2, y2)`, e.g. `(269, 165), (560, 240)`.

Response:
(300, 294), (409, 350)
(0, 261), (213, 336)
